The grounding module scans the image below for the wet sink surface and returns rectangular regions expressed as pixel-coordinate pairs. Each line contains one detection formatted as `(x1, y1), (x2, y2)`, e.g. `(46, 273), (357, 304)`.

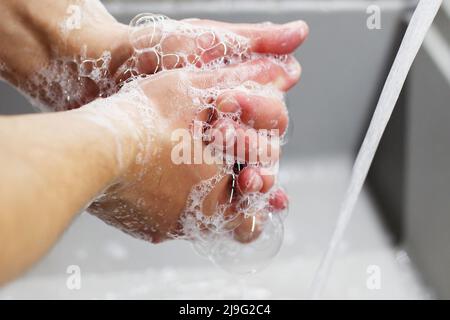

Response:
(0, 158), (429, 299)
(0, 1), (433, 299)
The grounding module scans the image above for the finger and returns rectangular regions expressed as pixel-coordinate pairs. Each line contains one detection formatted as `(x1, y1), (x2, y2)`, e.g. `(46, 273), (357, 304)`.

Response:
(234, 126), (280, 165)
(221, 203), (243, 231)
(208, 119), (280, 164)
(190, 56), (301, 91)
(184, 19), (309, 55)
(237, 167), (275, 194)
(216, 90), (288, 135)
(136, 50), (160, 73)
(113, 49), (160, 84)
(233, 214), (263, 243)
(195, 31), (233, 65)
(269, 189), (289, 211)
(207, 118), (237, 155)
(237, 167), (264, 193)
(116, 49), (189, 85)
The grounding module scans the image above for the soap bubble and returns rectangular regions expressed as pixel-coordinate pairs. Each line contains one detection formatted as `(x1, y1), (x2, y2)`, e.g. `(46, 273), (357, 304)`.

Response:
(23, 10), (293, 275)
(209, 212), (284, 274)
(181, 166), (287, 274)
(129, 13), (167, 53)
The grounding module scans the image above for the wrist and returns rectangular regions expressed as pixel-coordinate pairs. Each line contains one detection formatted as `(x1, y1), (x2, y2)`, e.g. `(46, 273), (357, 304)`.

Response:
(77, 92), (156, 181)
(0, 0), (129, 86)
(0, 1), (49, 84)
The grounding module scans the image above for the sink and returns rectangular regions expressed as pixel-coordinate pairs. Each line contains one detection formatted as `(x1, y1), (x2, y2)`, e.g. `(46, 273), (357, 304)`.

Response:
(2, 0), (447, 299)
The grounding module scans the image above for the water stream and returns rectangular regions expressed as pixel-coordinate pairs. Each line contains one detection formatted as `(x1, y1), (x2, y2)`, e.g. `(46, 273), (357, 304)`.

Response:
(310, 0), (443, 299)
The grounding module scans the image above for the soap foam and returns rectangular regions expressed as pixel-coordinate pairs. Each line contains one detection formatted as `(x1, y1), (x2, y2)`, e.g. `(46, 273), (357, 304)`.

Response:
(25, 11), (292, 274)
(125, 14), (291, 273)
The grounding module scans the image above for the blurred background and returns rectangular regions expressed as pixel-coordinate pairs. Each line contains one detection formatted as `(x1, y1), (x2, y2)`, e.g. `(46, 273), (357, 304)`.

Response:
(0, 0), (449, 299)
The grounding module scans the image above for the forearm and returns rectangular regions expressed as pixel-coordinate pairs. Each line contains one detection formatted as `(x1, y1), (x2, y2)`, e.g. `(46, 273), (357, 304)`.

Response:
(0, 0), (127, 87)
(0, 0), (66, 84)
(0, 98), (143, 284)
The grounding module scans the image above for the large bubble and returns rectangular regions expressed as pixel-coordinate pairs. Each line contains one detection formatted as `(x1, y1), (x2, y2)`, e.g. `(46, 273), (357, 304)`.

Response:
(202, 212), (284, 274)
(125, 14), (291, 274)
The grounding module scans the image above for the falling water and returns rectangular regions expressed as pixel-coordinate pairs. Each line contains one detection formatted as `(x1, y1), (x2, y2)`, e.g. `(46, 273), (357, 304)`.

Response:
(310, 0), (443, 299)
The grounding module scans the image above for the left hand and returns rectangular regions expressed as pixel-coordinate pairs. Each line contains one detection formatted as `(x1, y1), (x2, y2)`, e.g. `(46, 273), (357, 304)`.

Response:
(0, 0), (308, 111)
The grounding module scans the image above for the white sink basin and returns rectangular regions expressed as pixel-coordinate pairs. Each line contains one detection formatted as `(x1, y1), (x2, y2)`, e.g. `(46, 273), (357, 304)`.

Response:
(0, 1), (436, 299)
(0, 159), (429, 299)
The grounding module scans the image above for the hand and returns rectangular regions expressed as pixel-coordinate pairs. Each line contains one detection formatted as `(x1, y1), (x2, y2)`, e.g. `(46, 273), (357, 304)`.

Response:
(87, 56), (297, 243)
(0, 0), (308, 111)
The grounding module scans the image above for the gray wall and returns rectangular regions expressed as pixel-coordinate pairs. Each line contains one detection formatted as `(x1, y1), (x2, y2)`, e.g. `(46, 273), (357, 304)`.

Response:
(370, 5), (450, 298)
(405, 24), (450, 298)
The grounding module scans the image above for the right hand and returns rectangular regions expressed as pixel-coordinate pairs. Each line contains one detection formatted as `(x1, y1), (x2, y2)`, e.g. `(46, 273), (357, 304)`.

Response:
(0, 0), (308, 111)
(87, 56), (297, 244)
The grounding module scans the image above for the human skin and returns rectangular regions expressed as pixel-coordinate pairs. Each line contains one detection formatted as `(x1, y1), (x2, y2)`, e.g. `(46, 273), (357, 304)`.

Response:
(0, 0), (308, 284)
(0, 0), (308, 110)
(0, 56), (298, 285)
(89, 56), (299, 244)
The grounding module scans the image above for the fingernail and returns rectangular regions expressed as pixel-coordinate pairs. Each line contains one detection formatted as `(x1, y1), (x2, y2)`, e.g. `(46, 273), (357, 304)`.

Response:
(218, 97), (240, 113)
(285, 21), (308, 35)
(284, 57), (301, 79)
(298, 21), (309, 38)
(269, 190), (289, 210)
(247, 172), (263, 192)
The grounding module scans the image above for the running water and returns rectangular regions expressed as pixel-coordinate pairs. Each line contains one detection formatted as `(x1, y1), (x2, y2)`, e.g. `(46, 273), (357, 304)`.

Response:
(310, 0), (443, 299)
